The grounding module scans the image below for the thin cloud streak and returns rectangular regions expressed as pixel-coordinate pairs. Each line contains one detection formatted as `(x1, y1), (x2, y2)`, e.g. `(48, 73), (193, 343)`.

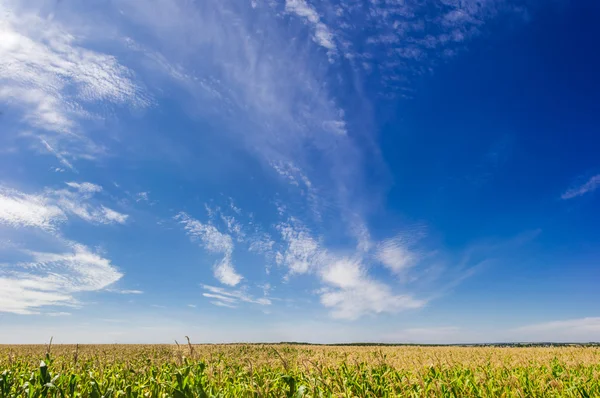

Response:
(561, 174), (600, 199)
(201, 284), (271, 307)
(285, 0), (336, 52)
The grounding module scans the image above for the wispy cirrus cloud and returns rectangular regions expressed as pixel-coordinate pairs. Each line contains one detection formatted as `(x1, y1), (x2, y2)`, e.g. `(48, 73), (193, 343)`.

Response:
(115, 0), (356, 221)
(176, 201), (283, 281)
(274, 218), (427, 319)
(0, 182), (131, 314)
(0, 182), (127, 231)
(0, 0), (150, 166)
(285, 0), (336, 52)
(335, 0), (527, 96)
(272, 215), (522, 320)
(47, 311), (72, 317)
(0, 182), (128, 231)
(107, 289), (144, 295)
(0, 241), (122, 314)
(135, 192), (150, 202)
(276, 218), (324, 275)
(376, 235), (419, 275)
(0, 187), (66, 231)
(65, 182), (103, 194)
(112, 0), (525, 260)
(561, 174), (600, 199)
(125, 0), (529, 320)
(175, 212), (242, 286)
(0, 0), (529, 322)
(97, 206), (128, 224)
(174, 200), (429, 319)
(319, 257), (426, 320)
(201, 284), (271, 308)
(210, 301), (237, 309)
(53, 183), (128, 225)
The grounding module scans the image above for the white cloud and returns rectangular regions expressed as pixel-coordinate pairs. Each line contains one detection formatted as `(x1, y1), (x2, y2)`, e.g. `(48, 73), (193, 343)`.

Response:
(275, 221), (427, 320)
(116, 0), (350, 208)
(54, 184), (128, 225)
(270, 161), (313, 189)
(320, 281), (425, 320)
(211, 301), (237, 309)
(99, 206), (129, 224)
(319, 257), (426, 320)
(202, 284), (271, 307)
(65, 182), (103, 194)
(0, 182), (129, 314)
(320, 257), (364, 289)
(0, 0), (149, 164)
(561, 174), (600, 199)
(229, 198), (242, 215)
(220, 214), (245, 241)
(276, 219), (324, 275)
(136, 192), (150, 202)
(1, 182), (127, 231)
(40, 139), (74, 170)
(176, 212), (243, 286)
(4, 0), (513, 324)
(202, 203), (247, 242)
(249, 234), (274, 253)
(25, 245), (122, 290)
(110, 289), (144, 295)
(213, 257), (243, 286)
(46, 312), (71, 317)
(202, 293), (238, 304)
(0, 242), (122, 315)
(110, 1), (377, 292)
(376, 236), (417, 274)
(285, 0), (336, 51)
(204, 204), (217, 220)
(0, 187), (66, 231)
(176, 212), (234, 254)
(336, 0), (521, 97)
(98, 3), (525, 325)
(321, 120), (347, 135)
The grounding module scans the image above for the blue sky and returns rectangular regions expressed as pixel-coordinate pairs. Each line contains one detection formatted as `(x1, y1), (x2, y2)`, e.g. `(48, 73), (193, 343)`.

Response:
(0, 0), (599, 344)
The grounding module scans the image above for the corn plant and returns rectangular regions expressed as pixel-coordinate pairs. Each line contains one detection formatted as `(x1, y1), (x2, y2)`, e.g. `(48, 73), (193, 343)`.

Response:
(1, 344), (599, 397)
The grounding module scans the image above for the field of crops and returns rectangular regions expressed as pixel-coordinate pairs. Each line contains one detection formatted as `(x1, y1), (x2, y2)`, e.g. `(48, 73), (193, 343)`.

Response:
(1, 343), (599, 397)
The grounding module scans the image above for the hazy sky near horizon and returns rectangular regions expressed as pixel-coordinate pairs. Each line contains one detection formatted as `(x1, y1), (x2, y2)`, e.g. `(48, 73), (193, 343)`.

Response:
(1, 0), (599, 344)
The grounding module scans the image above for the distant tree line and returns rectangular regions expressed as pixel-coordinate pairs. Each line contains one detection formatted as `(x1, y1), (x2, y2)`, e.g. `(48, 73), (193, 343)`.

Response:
(272, 342), (600, 347)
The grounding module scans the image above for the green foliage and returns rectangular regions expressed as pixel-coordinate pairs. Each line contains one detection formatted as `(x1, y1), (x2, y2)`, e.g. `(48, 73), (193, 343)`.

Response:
(0, 344), (599, 397)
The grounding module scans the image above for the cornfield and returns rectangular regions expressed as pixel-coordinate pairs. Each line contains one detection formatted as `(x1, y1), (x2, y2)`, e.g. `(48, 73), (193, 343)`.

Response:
(1, 343), (599, 397)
